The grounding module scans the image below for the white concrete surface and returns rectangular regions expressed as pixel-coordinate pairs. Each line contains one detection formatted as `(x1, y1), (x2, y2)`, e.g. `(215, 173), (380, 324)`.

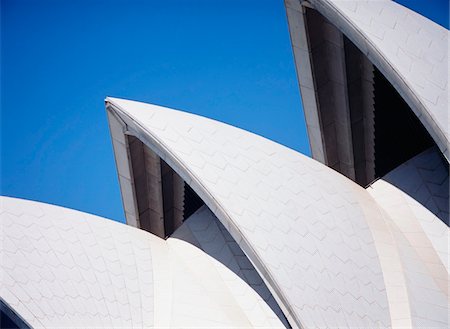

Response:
(0, 196), (286, 328)
(1, 196), (155, 328)
(298, 0), (449, 161)
(106, 97), (394, 328)
(172, 205), (289, 328)
(3, 2), (448, 327)
(107, 109), (140, 228)
(3, 96), (448, 328)
(285, 0), (326, 162)
(106, 97), (449, 328)
(368, 147), (449, 328)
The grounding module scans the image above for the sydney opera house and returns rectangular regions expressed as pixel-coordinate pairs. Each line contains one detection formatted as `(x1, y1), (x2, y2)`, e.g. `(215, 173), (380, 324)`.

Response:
(1, 0), (448, 328)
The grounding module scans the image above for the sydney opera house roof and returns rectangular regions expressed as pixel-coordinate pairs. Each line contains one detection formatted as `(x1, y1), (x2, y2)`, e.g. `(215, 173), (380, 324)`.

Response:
(1, 1), (448, 328)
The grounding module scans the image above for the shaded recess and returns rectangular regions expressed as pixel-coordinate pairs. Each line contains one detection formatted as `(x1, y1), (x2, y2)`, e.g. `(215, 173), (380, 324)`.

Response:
(373, 68), (434, 178)
(127, 135), (204, 238)
(0, 299), (30, 329)
(183, 183), (205, 219)
(302, 6), (437, 186)
(304, 7), (356, 180)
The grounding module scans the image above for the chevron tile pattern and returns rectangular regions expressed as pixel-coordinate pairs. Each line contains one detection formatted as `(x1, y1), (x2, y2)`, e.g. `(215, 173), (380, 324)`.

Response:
(0, 196), (287, 328)
(0, 196), (155, 328)
(381, 147), (449, 226)
(368, 147), (449, 328)
(172, 205), (289, 328)
(2, 1), (448, 328)
(108, 98), (394, 328)
(310, 0), (449, 158)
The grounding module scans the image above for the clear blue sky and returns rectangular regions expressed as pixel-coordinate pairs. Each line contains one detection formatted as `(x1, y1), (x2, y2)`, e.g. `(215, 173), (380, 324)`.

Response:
(1, 0), (448, 223)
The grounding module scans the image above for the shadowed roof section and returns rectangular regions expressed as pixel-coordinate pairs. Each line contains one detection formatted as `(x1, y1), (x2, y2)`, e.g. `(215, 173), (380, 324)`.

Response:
(285, 0), (449, 184)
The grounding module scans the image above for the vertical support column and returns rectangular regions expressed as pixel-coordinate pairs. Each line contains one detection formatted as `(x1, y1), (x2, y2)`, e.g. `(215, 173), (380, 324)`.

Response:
(160, 160), (184, 237)
(305, 7), (355, 179)
(285, 0), (326, 163)
(345, 37), (375, 186)
(125, 137), (189, 238)
(106, 108), (140, 227)
(128, 136), (165, 237)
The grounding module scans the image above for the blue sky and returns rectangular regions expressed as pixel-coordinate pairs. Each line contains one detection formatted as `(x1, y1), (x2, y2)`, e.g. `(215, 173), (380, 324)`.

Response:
(1, 0), (448, 222)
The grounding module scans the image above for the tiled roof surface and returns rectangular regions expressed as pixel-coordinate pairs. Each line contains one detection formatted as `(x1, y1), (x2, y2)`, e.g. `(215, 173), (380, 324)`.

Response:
(108, 97), (392, 328)
(0, 196), (285, 328)
(311, 0), (449, 159)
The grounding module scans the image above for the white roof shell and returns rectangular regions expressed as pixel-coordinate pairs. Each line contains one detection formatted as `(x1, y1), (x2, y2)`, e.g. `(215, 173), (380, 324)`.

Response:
(368, 148), (449, 328)
(285, 0), (449, 161)
(106, 97), (449, 328)
(0, 196), (286, 328)
(1, 97), (447, 328)
(1, 1), (447, 327)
